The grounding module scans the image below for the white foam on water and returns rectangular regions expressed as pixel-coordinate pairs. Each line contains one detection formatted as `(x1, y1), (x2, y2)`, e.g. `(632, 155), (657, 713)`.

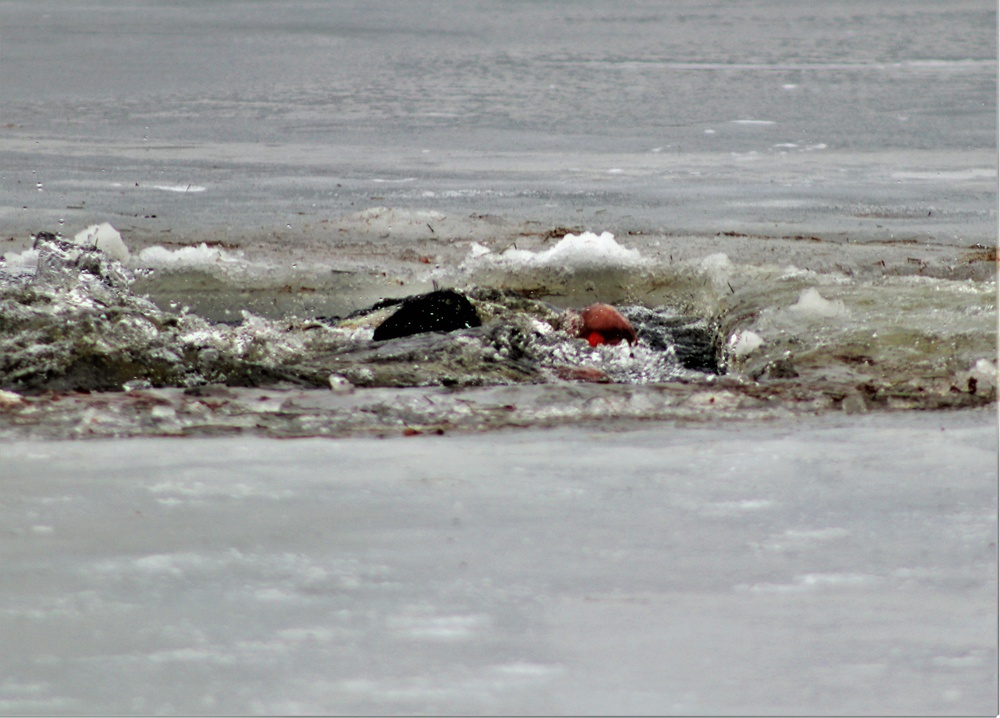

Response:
(789, 287), (848, 319)
(695, 252), (737, 293)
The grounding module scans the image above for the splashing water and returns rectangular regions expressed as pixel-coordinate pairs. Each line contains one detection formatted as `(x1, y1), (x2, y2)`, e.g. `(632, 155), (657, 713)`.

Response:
(0, 225), (995, 439)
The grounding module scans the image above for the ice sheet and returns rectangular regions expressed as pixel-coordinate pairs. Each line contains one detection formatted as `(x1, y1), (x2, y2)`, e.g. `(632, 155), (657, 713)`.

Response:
(1, 410), (996, 715)
(0, 2), (995, 244)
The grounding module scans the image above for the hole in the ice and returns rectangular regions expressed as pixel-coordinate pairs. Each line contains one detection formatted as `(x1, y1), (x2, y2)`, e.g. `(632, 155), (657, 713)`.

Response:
(0, 237), (725, 392)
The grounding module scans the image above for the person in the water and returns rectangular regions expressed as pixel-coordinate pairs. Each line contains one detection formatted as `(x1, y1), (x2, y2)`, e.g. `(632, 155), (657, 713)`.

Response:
(370, 289), (637, 353)
(566, 303), (638, 347)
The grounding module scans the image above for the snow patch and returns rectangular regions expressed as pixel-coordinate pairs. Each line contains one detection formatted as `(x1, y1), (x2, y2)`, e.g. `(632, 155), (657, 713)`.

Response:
(783, 527), (851, 541)
(492, 662), (563, 678)
(150, 184), (206, 193)
(741, 572), (876, 593)
(277, 627), (348, 643)
(133, 552), (210, 576)
(688, 498), (775, 517)
(254, 587), (300, 603)
(387, 613), (491, 641)
(147, 647), (236, 665)
(891, 169), (994, 182)
(756, 527), (851, 552)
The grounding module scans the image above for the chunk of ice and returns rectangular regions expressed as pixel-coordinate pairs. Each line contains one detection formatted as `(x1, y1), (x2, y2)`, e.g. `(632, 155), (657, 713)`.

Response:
(728, 330), (764, 357)
(137, 243), (243, 268)
(467, 231), (645, 271)
(1, 248), (39, 272)
(72, 222), (131, 263)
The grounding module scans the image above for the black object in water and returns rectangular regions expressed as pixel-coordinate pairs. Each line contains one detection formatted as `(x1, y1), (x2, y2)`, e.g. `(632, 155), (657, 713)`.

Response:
(373, 289), (482, 341)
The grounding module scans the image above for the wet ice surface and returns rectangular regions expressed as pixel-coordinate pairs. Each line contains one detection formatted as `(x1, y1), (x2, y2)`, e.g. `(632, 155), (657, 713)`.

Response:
(2, 411), (997, 715)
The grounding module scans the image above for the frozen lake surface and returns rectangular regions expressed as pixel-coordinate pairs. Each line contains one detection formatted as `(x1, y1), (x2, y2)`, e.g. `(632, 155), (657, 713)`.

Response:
(1, 0), (996, 248)
(0, 1), (997, 715)
(2, 411), (997, 715)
